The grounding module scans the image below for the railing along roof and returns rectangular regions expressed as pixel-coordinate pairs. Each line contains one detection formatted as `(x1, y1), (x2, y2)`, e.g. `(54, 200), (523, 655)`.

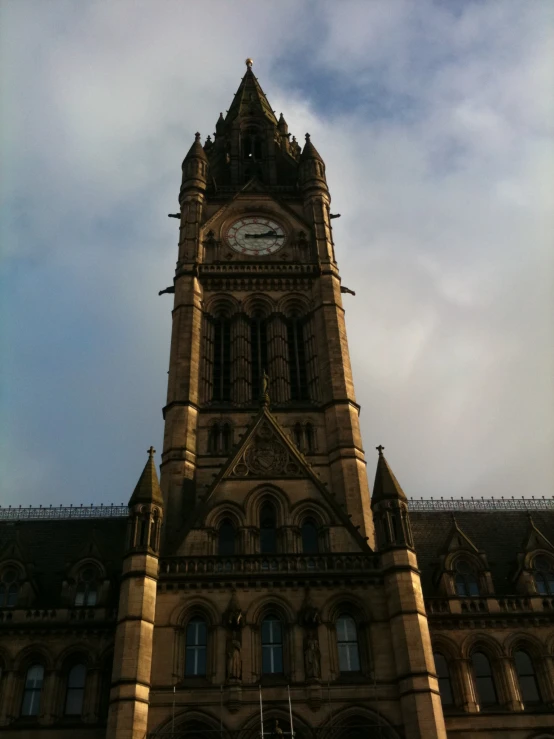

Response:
(408, 497), (554, 511)
(0, 504), (128, 520)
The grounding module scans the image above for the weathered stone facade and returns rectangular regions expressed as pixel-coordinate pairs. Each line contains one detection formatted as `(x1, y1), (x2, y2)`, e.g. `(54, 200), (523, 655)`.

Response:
(0, 60), (553, 739)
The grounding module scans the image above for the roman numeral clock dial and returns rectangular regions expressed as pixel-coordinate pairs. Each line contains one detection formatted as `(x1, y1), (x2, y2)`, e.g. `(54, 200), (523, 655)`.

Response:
(225, 216), (286, 256)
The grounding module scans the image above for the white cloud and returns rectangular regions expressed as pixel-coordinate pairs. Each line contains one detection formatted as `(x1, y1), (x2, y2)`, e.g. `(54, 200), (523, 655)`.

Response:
(1, 0), (553, 506)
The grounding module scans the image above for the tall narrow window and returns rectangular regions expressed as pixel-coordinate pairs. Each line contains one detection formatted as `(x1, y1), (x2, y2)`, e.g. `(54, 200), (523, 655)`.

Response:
(260, 502), (277, 554)
(261, 615), (283, 674)
(533, 555), (554, 595)
(514, 651), (540, 705)
(65, 664), (87, 716)
(251, 315), (268, 401)
(471, 652), (497, 706)
(454, 560), (480, 597)
(218, 519), (236, 556)
(287, 317), (309, 401)
(222, 423), (231, 453)
(21, 664), (44, 717)
(337, 615), (360, 672)
(0, 568), (18, 607)
(74, 567), (98, 607)
(434, 653), (454, 706)
(293, 423), (303, 450)
(305, 423), (314, 452)
(185, 618), (207, 676)
(213, 317), (231, 402)
(301, 518), (319, 554)
(208, 424), (220, 454)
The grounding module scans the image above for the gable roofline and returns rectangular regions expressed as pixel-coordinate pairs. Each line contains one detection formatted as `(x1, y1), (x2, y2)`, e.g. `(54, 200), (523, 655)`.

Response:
(172, 405), (372, 553)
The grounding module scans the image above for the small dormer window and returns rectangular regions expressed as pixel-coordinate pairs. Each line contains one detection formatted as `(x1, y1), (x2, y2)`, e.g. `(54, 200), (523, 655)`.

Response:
(533, 555), (554, 595)
(0, 568), (19, 607)
(75, 567), (98, 607)
(454, 559), (480, 597)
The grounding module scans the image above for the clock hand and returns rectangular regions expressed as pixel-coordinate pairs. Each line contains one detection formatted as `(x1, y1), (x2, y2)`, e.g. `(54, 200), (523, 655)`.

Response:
(244, 231), (285, 239)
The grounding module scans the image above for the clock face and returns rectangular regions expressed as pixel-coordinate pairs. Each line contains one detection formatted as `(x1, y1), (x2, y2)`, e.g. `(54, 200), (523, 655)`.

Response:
(225, 216), (286, 256)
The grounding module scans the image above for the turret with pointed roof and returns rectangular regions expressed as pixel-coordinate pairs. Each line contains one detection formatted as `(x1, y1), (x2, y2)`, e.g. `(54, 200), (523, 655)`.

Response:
(371, 446), (413, 550)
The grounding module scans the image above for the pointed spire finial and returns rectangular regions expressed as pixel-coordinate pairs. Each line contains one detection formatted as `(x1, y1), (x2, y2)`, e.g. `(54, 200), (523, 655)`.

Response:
(260, 369), (270, 407)
(376, 445), (385, 456)
(147, 446), (156, 459)
(245, 58), (253, 69)
(194, 132), (201, 142)
(305, 132), (311, 141)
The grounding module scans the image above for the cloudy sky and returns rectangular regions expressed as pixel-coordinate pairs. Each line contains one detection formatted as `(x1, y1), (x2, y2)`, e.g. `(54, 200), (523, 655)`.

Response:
(1, 0), (553, 509)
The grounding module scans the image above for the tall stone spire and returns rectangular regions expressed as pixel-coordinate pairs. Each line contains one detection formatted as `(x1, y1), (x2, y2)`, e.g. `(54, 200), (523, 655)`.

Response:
(371, 445), (408, 506)
(223, 58), (278, 127)
(129, 446), (163, 507)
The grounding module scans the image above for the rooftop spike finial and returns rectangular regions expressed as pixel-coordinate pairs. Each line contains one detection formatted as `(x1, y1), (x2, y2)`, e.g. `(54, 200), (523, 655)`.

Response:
(147, 446), (156, 459)
(245, 57), (253, 69)
(376, 445), (385, 457)
(194, 132), (201, 142)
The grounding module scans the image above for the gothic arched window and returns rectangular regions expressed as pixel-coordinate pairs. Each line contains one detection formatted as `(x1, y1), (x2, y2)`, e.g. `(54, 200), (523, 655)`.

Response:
(305, 422), (315, 452)
(74, 566), (98, 607)
(293, 423), (303, 450)
(0, 567), (19, 607)
(218, 519), (236, 556)
(260, 502), (277, 554)
(185, 618), (207, 676)
(242, 129), (262, 161)
(454, 559), (480, 597)
(533, 555), (554, 595)
(471, 652), (497, 706)
(65, 663), (87, 716)
(261, 615), (283, 674)
(514, 650), (541, 705)
(336, 615), (360, 672)
(213, 317), (231, 402)
(301, 518), (319, 554)
(21, 664), (44, 716)
(433, 652), (454, 706)
(287, 316), (309, 401)
(251, 314), (268, 401)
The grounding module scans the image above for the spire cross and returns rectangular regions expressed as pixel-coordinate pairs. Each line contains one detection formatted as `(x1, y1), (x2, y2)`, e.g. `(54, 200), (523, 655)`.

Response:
(376, 445), (385, 456)
(147, 446), (156, 458)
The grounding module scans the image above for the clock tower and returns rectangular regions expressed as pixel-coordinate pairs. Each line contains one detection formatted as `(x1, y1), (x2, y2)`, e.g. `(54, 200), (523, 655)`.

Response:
(160, 58), (375, 549)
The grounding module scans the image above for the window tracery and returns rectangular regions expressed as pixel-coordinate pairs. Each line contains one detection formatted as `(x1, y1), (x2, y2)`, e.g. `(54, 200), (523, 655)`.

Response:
(208, 422), (232, 455)
(454, 559), (480, 597)
(336, 615), (360, 673)
(433, 652), (454, 706)
(21, 664), (44, 716)
(261, 615), (283, 674)
(185, 617), (207, 677)
(74, 566), (99, 607)
(533, 555), (554, 595)
(64, 663), (87, 716)
(0, 567), (19, 607)
(471, 651), (498, 707)
(514, 650), (541, 705)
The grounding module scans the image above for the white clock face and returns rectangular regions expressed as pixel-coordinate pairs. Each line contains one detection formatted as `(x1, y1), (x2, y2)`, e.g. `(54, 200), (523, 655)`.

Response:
(225, 216), (286, 256)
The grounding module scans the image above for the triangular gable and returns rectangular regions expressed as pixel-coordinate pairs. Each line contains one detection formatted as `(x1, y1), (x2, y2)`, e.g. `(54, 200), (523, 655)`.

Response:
(441, 517), (480, 555)
(181, 406), (371, 552)
(69, 527), (109, 570)
(521, 515), (554, 553)
(0, 533), (31, 566)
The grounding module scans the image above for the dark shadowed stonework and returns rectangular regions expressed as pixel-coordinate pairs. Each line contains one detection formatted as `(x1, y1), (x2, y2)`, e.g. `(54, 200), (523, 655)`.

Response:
(1, 61), (552, 739)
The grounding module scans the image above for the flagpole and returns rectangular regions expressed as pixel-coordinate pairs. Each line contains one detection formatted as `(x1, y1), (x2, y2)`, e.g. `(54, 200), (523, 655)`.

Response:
(259, 684), (264, 739)
(287, 685), (294, 738)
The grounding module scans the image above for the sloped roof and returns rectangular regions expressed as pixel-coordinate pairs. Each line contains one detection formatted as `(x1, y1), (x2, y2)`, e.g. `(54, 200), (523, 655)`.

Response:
(225, 64), (278, 126)
(0, 518), (127, 608)
(410, 510), (554, 596)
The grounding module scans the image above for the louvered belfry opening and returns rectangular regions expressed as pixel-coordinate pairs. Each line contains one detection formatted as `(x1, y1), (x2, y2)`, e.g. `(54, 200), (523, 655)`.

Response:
(201, 303), (318, 406)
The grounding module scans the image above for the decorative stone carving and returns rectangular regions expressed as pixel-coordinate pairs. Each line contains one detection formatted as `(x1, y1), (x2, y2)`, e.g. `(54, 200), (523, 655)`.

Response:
(231, 421), (302, 478)
(226, 637), (242, 680)
(304, 636), (321, 679)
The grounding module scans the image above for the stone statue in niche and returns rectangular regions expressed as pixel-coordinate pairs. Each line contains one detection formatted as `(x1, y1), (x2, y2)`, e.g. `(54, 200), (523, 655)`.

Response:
(226, 636), (242, 680)
(304, 634), (321, 679)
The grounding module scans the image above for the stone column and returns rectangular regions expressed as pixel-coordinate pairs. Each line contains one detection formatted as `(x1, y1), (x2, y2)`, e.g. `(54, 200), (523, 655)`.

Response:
(39, 668), (58, 725)
(456, 658), (479, 713)
(0, 669), (17, 725)
(83, 668), (102, 723)
(498, 656), (524, 712)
